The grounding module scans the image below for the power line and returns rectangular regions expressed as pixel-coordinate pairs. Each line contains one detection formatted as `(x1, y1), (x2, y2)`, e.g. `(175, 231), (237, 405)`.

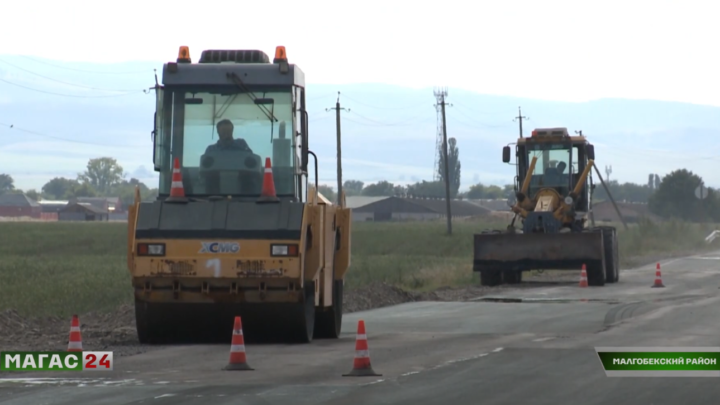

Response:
(305, 93), (338, 102)
(0, 58), (141, 92)
(338, 94), (430, 111)
(451, 102), (508, 117)
(340, 116), (435, 127)
(347, 110), (433, 126)
(0, 123), (145, 148)
(445, 108), (512, 129)
(18, 55), (153, 75)
(0, 77), (146, 98)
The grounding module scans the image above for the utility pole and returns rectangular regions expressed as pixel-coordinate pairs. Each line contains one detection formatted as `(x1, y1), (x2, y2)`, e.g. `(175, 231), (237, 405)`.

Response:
(434, 87), (453, 235)
(605, 165), (612, 183)
(513, 106), (529, 137)
(326, 92), (349, 205)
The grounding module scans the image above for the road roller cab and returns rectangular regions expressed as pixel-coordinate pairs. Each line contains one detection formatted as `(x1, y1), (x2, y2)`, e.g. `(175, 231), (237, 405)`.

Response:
(127, 46), (351, 344)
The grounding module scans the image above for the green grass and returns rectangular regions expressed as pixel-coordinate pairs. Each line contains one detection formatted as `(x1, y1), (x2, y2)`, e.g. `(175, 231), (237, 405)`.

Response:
(0, 222), (132, 318)
(0, 218), (717, 317)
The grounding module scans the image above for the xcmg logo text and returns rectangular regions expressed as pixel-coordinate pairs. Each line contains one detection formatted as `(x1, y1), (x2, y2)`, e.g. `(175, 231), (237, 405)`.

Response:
(199, 242), (240, 254)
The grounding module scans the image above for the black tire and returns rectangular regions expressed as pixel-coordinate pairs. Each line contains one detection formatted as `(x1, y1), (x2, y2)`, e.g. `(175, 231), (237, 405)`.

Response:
(593, 226), (619, 284)
(134, 297), (151, 344)
(480, 269), (503, 286)
(291, 282), (316, 343)
(587, 261), (606, 286)
(504, 270), (522, 284)
(607, 228), (619, 283)
(314, 234), (343, 339)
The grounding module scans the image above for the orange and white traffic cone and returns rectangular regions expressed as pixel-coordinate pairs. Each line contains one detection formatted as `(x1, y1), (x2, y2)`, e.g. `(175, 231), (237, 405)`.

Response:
(578, 264), (589, 288)
(651, 263), (665, 288)
(166, 157), (187, 202)
(67, 314), (83, 352)
(223, 316), (253, 371)
(257, 157), (279, 203)
(343, 320), (381, 377)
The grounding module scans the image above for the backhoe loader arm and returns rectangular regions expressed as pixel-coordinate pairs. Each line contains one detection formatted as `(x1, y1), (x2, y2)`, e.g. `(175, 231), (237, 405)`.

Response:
(520, 155), (538, 195)
(512, 155), (538, 217)
(570, 158), (595, 198)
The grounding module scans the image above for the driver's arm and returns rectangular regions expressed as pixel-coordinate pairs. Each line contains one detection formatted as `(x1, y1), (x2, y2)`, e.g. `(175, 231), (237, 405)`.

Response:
(234, 138), (252, 152)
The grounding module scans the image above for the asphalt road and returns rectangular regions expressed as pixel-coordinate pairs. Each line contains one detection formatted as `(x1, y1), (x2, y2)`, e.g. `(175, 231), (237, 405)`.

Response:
(2, 252), (720, 404)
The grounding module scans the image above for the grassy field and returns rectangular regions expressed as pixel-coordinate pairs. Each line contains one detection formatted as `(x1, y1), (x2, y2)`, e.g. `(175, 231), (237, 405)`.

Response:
(0, 218), (718, 318)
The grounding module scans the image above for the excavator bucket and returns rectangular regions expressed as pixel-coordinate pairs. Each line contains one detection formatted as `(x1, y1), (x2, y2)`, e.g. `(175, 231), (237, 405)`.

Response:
(473, 231), (605, 273)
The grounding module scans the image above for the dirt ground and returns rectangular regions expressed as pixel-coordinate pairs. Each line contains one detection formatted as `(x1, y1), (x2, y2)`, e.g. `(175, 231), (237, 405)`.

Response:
(0, 248), (686, 358)
(0, 271), (582, 357)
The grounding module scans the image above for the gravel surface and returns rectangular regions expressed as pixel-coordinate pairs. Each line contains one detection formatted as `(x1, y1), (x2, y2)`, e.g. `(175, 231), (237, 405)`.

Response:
(0, 275), (579, 358)
(0, 305), (152, 358)
(0, 250), (687, 358)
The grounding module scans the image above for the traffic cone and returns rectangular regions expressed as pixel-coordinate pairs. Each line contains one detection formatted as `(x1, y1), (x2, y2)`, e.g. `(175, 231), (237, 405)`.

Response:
(166, 157), (188, 202)
(223, 316), (253, 371)
(257, 157), (279, 203)
(343, 320), (381, 377)
(651, 263), (665, 288)
(67, 314), (82, 352)
(578, 264), (588, 288)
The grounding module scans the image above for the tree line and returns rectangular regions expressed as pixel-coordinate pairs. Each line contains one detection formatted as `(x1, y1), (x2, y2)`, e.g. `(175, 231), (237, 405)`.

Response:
(321, 169), (720, 223)
(0, 157), (158, 206)
(1, 154), (717, 222)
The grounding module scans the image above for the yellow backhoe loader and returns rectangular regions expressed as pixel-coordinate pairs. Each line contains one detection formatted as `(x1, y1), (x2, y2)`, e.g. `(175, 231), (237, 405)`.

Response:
(473, 127), (626, 287)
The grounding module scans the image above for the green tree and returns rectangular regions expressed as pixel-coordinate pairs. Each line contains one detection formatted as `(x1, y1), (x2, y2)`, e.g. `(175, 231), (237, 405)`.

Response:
(145, 188), (159, 201)
(0, 174), (15, 194)
(111, 178), (157, 207)
(65, 182), (97, 199)
(362, 181), (395, 196)
(648, 169), (714, 222)
(466, 183), (505, 199)
(318, 185), (337, 202)
(593, 180), (654, 203)
(24, 189), (40, 201)
(503, 184), (514, 197)
(438, 137), (461, 197)
(78, 157), (125, 195)
(407, 180), (445, 198)
(42, 177), (80, 200)
(343, 180), (364, 196)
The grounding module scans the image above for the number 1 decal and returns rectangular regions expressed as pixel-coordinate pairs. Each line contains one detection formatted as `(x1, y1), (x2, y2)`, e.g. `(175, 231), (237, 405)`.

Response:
(206, 258), (221, 278)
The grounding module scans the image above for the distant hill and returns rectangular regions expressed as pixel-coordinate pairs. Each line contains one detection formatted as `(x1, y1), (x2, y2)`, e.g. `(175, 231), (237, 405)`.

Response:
(2, 54), (720, 191)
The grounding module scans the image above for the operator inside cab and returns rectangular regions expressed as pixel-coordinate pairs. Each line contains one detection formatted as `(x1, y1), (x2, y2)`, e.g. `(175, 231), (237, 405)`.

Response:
(206, 119), (253, 153)
(199, 118), (263, 195)
(542, 161), (568, 195)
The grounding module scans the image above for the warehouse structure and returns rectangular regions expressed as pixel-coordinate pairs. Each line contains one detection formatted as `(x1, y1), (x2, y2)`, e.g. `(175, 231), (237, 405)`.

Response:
(0, 194), (42, 218)
(349, 196), (492, 221)
(59, 202), (109, 221)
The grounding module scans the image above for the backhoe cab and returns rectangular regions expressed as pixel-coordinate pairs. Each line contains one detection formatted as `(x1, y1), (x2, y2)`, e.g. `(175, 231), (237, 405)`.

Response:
(473, 127), (620, 287)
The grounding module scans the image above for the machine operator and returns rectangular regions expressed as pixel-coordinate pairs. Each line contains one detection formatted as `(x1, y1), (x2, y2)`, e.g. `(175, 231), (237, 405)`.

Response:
(205, 119), (253, 153)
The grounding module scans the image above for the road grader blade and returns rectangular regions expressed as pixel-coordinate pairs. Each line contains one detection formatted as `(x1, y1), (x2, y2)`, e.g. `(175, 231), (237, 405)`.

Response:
(473, 231), (606, 286)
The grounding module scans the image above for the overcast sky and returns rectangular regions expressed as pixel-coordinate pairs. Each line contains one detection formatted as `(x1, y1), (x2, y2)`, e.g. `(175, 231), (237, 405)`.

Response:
(2, 0), (718, 105)
(2, 0), (720, 191)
